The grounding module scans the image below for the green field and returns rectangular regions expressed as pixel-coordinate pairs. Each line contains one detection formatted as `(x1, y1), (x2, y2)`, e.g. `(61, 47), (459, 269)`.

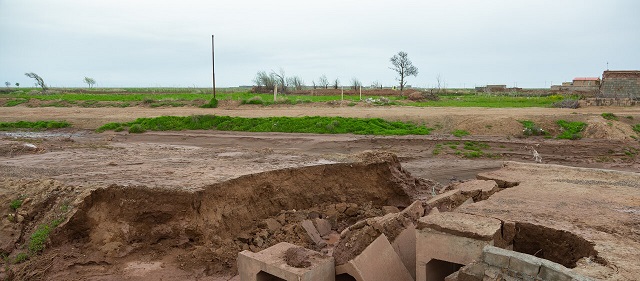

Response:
(0, 88), (576, 108)
(96, 115), (433, 135)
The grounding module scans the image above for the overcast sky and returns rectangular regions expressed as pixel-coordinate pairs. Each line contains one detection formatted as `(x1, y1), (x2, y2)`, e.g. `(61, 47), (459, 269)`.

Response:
(1, 0), (639, 88)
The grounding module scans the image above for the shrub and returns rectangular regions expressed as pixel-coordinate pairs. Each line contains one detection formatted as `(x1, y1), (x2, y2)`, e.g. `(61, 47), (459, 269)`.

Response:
(519, 120), (547, 136)
(200, 98), (218, 108)
(556, 120), (587, 140)
(633, 124), (640, 133)
(241, 96), (264, 105)
(10, 199), (22, 210)
(128, 124), (146, 134)
(601, 113), (618, 120)
(28, 224), (51, 253)
(14, 252), (29, 263)
(452, 130), (470, 137)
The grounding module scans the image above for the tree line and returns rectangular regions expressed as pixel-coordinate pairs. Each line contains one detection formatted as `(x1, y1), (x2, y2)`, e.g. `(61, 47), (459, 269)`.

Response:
(253, 51), (418, 94)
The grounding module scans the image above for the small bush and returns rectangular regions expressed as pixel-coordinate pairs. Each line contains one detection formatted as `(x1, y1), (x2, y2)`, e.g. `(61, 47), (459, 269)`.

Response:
(601, 113), (618, 121)
(241, 96), (264, 105)
(14, 252), (29, 263)
(200, 98), (218, 108)
(519, 120), (547, 136)
(28, 224), (51, 253)
(452, 130), (470, 137)
(556, 120), (587, 140)
(128, 124), (146, 134)
(10, 199), (22, 210)
(95, 122), (123, 133)
(633, 124), (640, 133)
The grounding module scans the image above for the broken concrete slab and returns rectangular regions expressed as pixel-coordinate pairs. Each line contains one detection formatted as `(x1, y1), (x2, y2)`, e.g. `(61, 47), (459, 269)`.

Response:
(333, 201), (423, 278)
(314, 218), (332, 237)
(417, 212), (502, 241)
(237, 242), (334, 281)
(424, 189), (468, 211)
(264, 218), (282, 233)
(335, 234), (413, 281)
(455, 180), (499, 201)
(301, 220), (327, 247)
(475, 172), (519, 188)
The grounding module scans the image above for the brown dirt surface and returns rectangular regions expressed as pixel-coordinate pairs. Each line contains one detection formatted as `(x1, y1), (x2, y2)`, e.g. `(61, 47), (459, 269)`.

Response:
(1, 104), (639, 280)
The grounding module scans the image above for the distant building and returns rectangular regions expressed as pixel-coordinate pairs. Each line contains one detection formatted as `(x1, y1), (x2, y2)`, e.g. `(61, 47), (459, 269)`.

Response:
(600, 70), (640, 98)
(572, 77), (600, 87)
(475, 85), (508, 93)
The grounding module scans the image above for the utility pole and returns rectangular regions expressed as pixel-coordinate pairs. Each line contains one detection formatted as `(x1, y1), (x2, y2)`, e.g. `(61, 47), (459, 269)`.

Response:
(211, 35), (216, 99)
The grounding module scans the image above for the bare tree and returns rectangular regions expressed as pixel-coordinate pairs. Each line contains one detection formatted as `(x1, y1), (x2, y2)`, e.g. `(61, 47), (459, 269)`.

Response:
(24, 72), (47, 91)
(4, 82), (9, 88)
(333, 78), (340, 90)
(371, 81), (382, 89)
(83, 77), (96, 88)
(287, 76), (304, 91)
(253, 71), (276, 92)
(271, 68), (287, 94)
(318, 75), (329, 89)
(436, 74), (443, 93)
(389, 51), (418, 94)
(312, 80), (317, 89)
(351, 78), (362, 90)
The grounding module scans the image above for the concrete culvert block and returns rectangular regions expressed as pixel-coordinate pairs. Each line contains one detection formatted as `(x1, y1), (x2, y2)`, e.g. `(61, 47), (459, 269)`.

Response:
(335, 234), (413, 281)
(482, 246), (511, 268)
(508, 251), (542, 278)
(425, 189), (467, 211)
(538, 259), (573, 281)
(456, 180), (500, 201)
(237, 242), (334, 281)
(458, 262), (486, 281)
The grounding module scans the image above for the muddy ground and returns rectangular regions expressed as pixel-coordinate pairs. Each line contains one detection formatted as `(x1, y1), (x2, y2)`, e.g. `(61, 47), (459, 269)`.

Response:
(0, 104), (639, 280)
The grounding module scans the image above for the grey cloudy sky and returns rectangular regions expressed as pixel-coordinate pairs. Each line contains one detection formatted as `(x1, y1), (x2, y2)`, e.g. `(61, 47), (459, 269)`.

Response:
(1, 0), (639, 88)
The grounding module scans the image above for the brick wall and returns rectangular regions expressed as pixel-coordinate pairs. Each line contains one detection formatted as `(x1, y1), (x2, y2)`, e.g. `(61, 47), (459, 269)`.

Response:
(454, 246), (595, 281)
(600, 71), (640, 98)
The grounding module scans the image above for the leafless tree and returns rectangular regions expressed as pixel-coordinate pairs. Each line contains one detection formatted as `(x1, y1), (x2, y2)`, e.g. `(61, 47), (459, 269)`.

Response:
(312, 80), (317, 89)
(389, 51), (418, 94)
(287, 76), (304, 91)
(4, 82), (9, 88)
(253, 71), (276, 92)
(371, 81), (382, 89)
(351, 78), (362, 90)
(436, 74), (443, 93)
(318, 75), (329, 89)
(24, 72), (47, 91)
(333, 78), (340, 90)
(271, 68), (287, 93)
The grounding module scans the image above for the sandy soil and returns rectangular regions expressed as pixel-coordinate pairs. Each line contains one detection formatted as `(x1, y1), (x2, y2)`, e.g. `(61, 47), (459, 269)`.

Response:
(0, 104), (639, 280)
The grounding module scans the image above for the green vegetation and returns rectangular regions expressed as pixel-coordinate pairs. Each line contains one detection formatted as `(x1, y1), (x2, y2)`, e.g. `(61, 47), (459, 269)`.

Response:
(556, 120), (587, 140)
(0, 120), (70, 131)
(14, 252), (29, 263)
(28, 224), (51, 253)
(411, 94), (575, 108)
(128, 124), (146, 134)
(519, 120), (547, 136)
(633, 124), (640, 133)
(10, 199), (22, 210)
(97, 115), (433, 135)
(625, 116), (634, 120)
(601, 112), (618, 120)
(200, 98), (218, 108)
(1, 88), (580, 108)
(452, 129), (470, 137)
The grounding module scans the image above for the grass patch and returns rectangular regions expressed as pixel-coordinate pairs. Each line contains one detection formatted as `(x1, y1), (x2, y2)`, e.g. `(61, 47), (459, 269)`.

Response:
(452, 129), (470, 137)
(518, 120), (547, 136)
(14, 252), (29, 264)
(10, 199), (22, 211)
(556, 120), (587, 140)
(633, 124), (640, 133)
(28, 224), (51, 253)
(0, 120), (70, 131)
(5, 98), (29, 106)
(200, 98), (218, 108)
(128, 124), (146, 134)
(96, 115), (433, 135)
(601, 112), (618, 120)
